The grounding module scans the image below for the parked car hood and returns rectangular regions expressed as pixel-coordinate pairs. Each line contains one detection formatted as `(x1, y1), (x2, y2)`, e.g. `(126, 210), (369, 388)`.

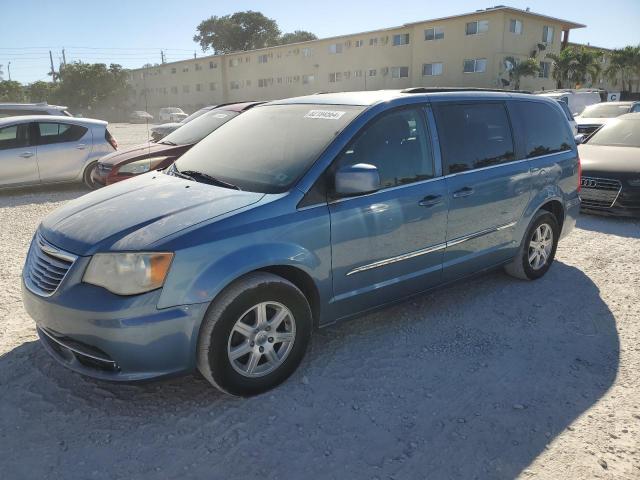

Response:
(39, 173), (265, 255)
(579, 144), (640, 174)
(98, 142), (190, 166)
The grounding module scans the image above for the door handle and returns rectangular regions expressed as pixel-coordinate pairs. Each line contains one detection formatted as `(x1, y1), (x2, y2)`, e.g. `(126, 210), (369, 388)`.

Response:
(452, 187), (474, 198)
(419, 194), (443, 207)
(75, 144), (87, 150)
(19, 151), (34, 158)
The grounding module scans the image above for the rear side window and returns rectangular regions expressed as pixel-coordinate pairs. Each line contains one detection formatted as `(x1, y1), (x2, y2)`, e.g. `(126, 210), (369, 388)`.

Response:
(37, 123), (88, 145)
(511, 101), (572, 158)
(336, 107), (434, 188)
(0, 124), (30, 150)
(433, 103), (515, 174)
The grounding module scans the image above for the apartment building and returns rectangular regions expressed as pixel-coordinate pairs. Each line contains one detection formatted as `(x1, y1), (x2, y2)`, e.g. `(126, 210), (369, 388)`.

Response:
(128, 6), (585, 113)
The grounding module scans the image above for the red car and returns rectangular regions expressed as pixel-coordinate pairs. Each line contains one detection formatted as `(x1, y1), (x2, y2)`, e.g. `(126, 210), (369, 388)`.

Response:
(93, 102), (262, 186)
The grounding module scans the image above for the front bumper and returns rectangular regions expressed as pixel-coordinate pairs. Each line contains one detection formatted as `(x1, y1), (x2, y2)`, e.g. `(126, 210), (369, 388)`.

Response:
(22, 276), (208, 381)
(581, 186), (640, 218)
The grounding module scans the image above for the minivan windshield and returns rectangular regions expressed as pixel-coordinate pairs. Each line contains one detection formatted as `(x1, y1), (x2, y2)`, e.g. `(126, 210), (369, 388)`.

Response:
(161, 109), (239, 146)
(579, 103), (631, 118)
(587, 118), (640, 148)
(173, 104), (364, 193)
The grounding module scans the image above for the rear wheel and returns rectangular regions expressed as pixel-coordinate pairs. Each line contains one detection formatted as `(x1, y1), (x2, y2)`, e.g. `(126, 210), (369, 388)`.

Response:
(83, 162), (100, 190)
(197, 272), (312, 396)
(505, 211), (560, 280)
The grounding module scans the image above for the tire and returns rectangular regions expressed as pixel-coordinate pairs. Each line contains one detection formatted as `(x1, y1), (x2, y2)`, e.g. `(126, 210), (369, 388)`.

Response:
(197, 272), (312, 396)
(505, 211), (560, 280)
(83, 162), (100, 190)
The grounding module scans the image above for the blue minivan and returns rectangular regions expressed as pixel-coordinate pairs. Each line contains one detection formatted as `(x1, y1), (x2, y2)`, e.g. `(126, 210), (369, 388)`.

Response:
(22, 90), (581, 395)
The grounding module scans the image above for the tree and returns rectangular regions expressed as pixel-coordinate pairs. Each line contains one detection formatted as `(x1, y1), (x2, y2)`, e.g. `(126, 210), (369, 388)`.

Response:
(277, 30), (317, 45)
(546, 48), (577, 89)
(571, 46), (603, 87)
(26, 81), (57, 103)
(504, 57), (540, 89)
(605, 45), (640, 93)
(194, 11), (281, 53)
(0, 81), (24, 102)
(54, 62), (130, 112)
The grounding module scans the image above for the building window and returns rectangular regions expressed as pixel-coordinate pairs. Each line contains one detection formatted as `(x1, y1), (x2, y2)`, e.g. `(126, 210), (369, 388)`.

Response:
(258, 54), (269, 64)
(509, 19), (523, 34)
(171, 86), (178, 94)
(355, 40), (364, 47)
(277, 77), (283, 84)
(195, 63), (202, 71)
(302, 47), (313, 57)
(328, 43), (343, 54)
(209, 82), (217, 91)
(392, 33), (410, 46)
(465, 20), (489, 35)
(230, 80), (240, 90)
(209, 61), (217, 69)
(344, 71), (351, 80)
(229, 58), (239, 67)
(302, 74), (314, 84)
(368, 69), (377, 77)
(182, 67), (189, 73)
(196, 83), (201, 92)
(369, 38), (378, 46)
(391, 66), (409, 78)
(539, 62), (551, 78)
(380, 36), (389, 45)
(542, 25), (554, 43)
(182, 85), (190, 93)
(422, 62), (443, 76)
(463, 58), (487, 73)
(424, 27), (444, 41)
(171, 68), (176, 74)
(354, 70), (363, 78)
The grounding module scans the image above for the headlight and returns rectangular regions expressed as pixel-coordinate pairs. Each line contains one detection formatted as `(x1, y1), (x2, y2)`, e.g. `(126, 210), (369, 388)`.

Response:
(83, 252), (173, 295)
(118, 157), (171, 175)
(628, 178), (640, 187)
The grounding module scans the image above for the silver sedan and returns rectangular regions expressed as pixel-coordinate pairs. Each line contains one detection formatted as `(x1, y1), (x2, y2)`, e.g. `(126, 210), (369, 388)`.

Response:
(0, 115), (117, 189)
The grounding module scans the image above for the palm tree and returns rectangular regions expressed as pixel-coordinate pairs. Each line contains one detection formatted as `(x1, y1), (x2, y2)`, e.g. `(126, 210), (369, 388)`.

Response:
(605, 45), (640, 93)
(546, 48), (575, 88)
(571, 46), (603, 87)
(504, 57), (540, 89)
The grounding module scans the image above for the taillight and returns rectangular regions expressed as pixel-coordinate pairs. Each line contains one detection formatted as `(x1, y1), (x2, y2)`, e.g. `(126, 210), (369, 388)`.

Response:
(105, 129), (118, 150)
(577, 153), (582, 193)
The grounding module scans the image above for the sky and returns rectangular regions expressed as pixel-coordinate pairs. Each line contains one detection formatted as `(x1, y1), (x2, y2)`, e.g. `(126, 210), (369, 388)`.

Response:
(1, 0), (639, 84)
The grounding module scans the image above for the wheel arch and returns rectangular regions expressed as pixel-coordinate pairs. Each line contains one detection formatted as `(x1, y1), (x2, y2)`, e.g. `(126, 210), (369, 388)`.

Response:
(538, 199), (565, 228)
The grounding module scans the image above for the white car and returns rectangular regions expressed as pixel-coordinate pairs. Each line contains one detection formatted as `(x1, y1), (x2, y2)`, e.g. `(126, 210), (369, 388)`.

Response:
(536, 89), (602, 116)
(0, 115), (117, 190)
(0, 102), (72, 118)
(158, 107), (188, 123)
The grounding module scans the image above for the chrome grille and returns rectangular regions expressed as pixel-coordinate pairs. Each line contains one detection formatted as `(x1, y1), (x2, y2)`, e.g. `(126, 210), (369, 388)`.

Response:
(24, 234), (77, 296)
(580, 176), (622, 209)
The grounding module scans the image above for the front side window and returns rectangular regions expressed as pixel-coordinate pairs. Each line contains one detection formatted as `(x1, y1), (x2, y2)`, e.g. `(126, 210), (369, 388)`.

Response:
(0, 124), (30, 150)
(511, 101), (573, 157)
(392, 33), (410, 46)
(434, 103), (515, 174)
(336, 108), (434, 189)
(37, 123), (87, 145)
(174, 104), (364, 193)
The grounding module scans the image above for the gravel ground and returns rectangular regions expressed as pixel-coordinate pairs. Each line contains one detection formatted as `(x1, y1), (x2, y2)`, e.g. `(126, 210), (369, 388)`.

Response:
(0, 124), (638, 479)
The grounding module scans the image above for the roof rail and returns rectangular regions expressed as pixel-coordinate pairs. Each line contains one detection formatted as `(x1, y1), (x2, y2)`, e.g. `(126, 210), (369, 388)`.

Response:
(401, 87), (532, 94)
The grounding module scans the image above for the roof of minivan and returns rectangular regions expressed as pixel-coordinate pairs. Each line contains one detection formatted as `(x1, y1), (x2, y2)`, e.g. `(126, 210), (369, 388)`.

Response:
(0, 115), (107, 127)
(267, 89), (544, 107)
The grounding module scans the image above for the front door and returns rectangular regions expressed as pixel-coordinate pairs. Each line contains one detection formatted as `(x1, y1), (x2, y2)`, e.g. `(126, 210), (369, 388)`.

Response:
(0, 122), (39, 187)
(431, 101), (531, 281)
(35, 122), (91, 183)
(329, 106), (448, 318)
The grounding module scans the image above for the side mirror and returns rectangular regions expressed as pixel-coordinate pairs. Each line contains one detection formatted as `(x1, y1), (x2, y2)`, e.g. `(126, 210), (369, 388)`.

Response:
(334, 163), (380, 196)
(574, 134), (586, 145)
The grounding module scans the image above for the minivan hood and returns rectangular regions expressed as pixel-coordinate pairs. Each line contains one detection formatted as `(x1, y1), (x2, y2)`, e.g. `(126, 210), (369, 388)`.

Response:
(579, 144), (640, 174)
(99, 142), (190, 166)
(40, 173), (265, 255)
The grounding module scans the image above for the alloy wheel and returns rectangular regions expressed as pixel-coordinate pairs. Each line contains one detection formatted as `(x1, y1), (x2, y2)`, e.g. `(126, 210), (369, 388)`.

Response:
(528, 223), (554, 270)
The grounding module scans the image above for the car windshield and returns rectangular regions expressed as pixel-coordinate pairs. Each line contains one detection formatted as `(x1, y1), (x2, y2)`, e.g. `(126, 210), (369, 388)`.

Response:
(173, 103), (365, 193)
(180, 107), (213, 124)
(161, 109), (239, 146)
(579, 103), (630, 118)
(587, 118), (640, 148)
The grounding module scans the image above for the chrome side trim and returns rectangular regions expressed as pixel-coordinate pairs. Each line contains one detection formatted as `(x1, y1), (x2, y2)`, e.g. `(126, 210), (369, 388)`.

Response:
(346, 242), (447, 276)
(38, 239), (77, 263)
(345, 220), (518, 276)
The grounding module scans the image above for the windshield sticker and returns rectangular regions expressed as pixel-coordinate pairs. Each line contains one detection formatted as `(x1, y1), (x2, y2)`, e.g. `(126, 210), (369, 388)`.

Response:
(304, 110), (346, 120)
(212, 113), (228, 118)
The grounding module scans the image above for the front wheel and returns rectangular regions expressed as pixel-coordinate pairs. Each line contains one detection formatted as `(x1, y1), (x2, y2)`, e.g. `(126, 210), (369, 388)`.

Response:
(505, 211), (560, 280)
(197, 272), (312, 396)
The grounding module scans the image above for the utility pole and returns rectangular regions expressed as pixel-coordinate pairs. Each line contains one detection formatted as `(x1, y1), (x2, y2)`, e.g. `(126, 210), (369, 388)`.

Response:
(161, 50), (165, 64)
(7, 61), (10, 81)
(62, 48), (67, 66)
(49, 50), (57, 83)
(193, 51), (197, 59)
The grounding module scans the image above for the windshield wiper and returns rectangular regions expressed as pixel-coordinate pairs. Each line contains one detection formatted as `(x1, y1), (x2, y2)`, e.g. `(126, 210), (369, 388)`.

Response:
(179, 170), (241, 190)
